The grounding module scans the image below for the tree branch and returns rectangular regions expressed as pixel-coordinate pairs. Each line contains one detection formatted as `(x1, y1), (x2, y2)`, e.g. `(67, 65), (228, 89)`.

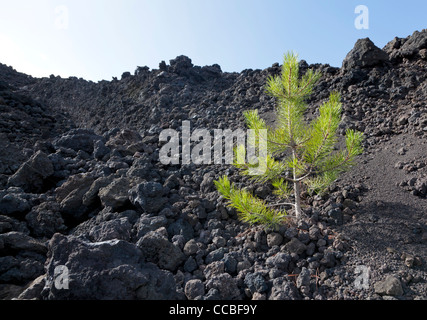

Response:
(266, 202), (295, 208)
(305, 107), (335, 165)
(311, 140), (355, 176)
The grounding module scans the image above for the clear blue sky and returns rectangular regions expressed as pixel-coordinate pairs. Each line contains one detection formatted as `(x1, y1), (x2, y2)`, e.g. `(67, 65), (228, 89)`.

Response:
(0, 0), (426, 81)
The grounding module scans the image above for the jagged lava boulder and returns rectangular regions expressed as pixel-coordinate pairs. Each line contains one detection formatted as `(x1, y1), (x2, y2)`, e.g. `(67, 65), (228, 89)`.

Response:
(42, 233), (182, 300)
(342, 38), (389, 71)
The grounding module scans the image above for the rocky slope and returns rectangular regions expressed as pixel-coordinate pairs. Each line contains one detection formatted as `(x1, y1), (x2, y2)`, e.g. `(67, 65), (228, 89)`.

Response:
(0, 29), (426, 300)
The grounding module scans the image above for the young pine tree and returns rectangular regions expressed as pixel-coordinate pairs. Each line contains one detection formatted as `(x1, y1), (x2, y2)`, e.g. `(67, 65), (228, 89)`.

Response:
(215, 52), (363, 229)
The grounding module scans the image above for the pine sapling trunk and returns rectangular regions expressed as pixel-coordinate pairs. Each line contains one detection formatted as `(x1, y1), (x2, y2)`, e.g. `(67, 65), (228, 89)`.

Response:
(292, 149), (302, 219)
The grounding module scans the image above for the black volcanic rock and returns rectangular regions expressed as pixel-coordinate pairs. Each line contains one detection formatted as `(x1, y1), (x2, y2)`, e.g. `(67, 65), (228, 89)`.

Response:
(385, 29), (427, 60)
(7, 151), (54, 193)
(42, 233), (180, 300)
(0, 63), (35, 88)
(169, 55), (194, 74)
(52, 129), (104, 154)
(342, 38), (389, 71)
